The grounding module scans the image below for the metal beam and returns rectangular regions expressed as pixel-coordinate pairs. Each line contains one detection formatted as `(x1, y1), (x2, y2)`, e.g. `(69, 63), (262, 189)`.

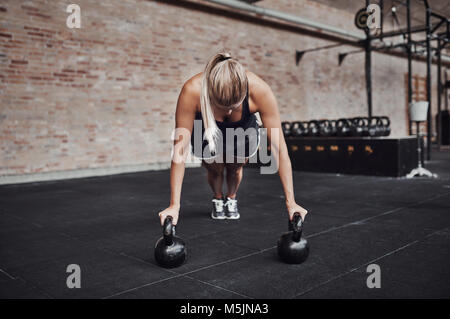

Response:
(437, 39), (442, 148)
(371, 26), (428, 40)
(407, 0), (413, 135)
(430, 11), (449, 21)
(203, 0), (364, 40)
(425, 1), (432, 161)
(431, 18), (445, 33)
(365, 0), (372, 119)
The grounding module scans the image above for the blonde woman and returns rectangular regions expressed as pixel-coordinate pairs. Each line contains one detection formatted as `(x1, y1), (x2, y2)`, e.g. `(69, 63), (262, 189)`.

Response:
(158, 52), (307, 224)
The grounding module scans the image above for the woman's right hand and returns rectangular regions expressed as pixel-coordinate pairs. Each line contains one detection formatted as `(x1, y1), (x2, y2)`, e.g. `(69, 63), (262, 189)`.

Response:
(158, 205), (180, 226)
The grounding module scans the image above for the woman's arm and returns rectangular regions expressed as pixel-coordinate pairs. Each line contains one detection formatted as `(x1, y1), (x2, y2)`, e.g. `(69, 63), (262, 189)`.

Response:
(158, 81), (197, 225)
(251, 74), (308, 220)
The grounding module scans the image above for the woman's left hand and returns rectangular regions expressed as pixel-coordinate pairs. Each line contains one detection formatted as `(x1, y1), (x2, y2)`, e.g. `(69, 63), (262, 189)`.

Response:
(286, 201), (308, 221)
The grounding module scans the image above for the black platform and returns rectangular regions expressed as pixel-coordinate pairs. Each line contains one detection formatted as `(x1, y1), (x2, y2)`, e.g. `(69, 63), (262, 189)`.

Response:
(285, 136), (418, 177)
(0, 151), (449, 299)
(436, 110), (450, 145)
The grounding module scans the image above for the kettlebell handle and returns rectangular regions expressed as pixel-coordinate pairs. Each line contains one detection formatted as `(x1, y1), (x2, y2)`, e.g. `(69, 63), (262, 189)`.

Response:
(291, 212), (303, 242)
(163, 216), (174, 246)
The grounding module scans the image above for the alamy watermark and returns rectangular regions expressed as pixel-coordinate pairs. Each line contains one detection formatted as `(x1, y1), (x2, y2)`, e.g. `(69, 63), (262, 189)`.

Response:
(366, 264), (381, 289)
(66, 264), (81, 289)
(66, 4), (81, 29)
(171, 121), (280, 174)
(366, 4), (381, 30)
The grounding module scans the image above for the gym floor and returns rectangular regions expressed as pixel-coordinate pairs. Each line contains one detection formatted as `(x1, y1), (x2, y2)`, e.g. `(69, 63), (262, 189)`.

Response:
(0, 151), (449, 299)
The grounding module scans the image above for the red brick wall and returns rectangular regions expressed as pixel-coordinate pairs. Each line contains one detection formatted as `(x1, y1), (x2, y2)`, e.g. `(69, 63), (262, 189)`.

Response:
(0, 0), (439, 176)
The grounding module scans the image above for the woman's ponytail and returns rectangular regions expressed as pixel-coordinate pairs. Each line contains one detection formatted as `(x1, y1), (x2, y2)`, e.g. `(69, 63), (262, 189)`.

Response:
(200, 52), (231, 153)
(200, 52), (248, 154)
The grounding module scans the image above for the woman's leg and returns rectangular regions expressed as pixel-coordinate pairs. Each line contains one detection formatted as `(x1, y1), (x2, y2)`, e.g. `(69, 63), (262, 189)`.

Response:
(202, 160), (225, 199)
(225, 158), (248, 199)
(221, 158), (248, 220)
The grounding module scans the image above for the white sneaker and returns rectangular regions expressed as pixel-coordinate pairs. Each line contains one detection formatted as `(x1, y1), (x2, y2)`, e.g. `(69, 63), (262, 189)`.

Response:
(211, 198), (226, 220)
(225, 197), (240, 220)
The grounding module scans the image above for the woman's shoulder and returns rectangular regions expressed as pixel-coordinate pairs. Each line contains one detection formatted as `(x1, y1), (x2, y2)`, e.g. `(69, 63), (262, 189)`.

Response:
(246, 70), (271, 99)
(182, 72), (202, 97)
(246, 70), (273, 116)
(178, 73), (202, 113)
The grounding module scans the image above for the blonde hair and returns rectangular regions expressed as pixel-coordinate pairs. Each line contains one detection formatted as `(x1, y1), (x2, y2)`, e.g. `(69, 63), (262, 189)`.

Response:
(201, 52), (248, 153)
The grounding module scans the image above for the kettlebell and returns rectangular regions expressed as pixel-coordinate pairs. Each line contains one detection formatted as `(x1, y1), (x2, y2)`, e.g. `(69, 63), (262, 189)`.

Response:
(291, 121), (305, 137)
(380, 116), (391, 136)
(318, 120), (332, 137)
(154, 216), (186, 268)
(360, 117), (370, 136)
(350, 117), (364, 137)
(277, 213), (309, 264)
(302, 121), (310, 137)
(336, 118), (351, 137)
(329, 120), (338, 136)
(307, 120), (320, 137)
(281, 121), (292, 137)
(368, 116), (380, 137)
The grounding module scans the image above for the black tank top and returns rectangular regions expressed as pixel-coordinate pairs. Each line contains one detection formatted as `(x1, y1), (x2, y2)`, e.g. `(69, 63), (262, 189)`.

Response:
(194, 87), (258, 131)
(191, 87), (260, 158)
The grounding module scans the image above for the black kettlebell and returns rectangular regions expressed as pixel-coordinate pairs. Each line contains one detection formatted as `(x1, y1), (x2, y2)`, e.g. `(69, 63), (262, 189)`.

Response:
(302, 121), (310, 137)
(277, 213), (309, 264)
(290, 121), (305, 137)
(329, 120), (338, 136)
(281, 121), (292, 137)
(380, 116), (391, 136)
(375, 117), (384, 137)
(318, 120), (331, 137)
(360, 117), (370, 136)
(368, 116), (380, 137)
(350, 117), (364, 137)
(336, 118), (351, 137)
(307, 120), (320, 137)
(154, 216), (186, 268)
